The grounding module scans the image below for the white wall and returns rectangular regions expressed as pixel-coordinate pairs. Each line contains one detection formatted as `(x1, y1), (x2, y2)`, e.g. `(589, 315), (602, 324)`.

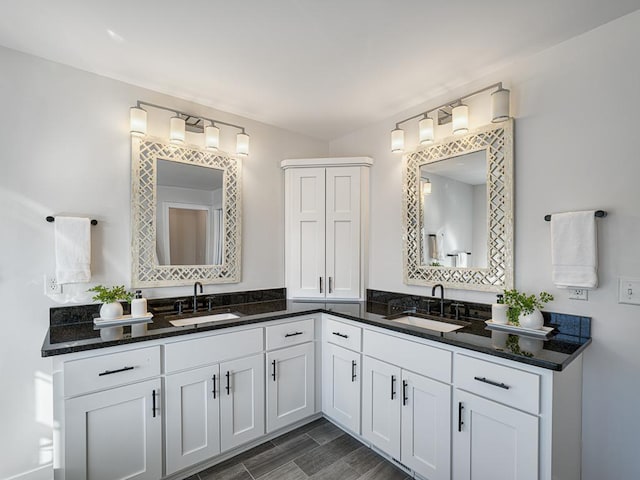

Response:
(330, 11), (640, 479)
(0, 46), (328, 479)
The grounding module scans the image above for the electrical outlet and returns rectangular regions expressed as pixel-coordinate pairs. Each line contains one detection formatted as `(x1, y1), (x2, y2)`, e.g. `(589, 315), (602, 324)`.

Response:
(619, 277), (640, 305)
(569, 289), (588, 301)
(44, 275), (62, 295)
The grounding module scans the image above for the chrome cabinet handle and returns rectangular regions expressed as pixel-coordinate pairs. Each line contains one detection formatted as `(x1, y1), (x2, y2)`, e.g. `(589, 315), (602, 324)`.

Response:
(98, 366), (134, 376)
(458, 402), (464, 432)
(329, 277), (333, 293)
(332, 332), (348, 339)
(212, 374), (217, 399)
(351, 360), (357, 382)
(391, 375), (396, 400)
(272, 360), (277, 382)
(474, 376), (510, 390)
(319, 277), (323, 293)
(402, 380), (408, 406)
(226, 371), (231, 395)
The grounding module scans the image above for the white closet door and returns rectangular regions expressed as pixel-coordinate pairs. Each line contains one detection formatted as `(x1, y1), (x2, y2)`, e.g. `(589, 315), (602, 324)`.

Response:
(286, 168), (326, 298)
(325, 167), (361, 299)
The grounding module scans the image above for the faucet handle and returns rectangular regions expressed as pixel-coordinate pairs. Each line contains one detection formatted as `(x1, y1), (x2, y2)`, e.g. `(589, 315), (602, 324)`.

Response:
(174, 298), (187, 315)
(204, 296), (217, 311)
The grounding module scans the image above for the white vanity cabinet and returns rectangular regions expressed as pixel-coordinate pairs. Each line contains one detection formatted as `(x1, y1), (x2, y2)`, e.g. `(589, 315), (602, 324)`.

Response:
(265, 318), (316, 432)
(452, 352), (583, 480)
(282, 157), (372, 300)
(62, 346), (162, 480)
(322, 317), (362, 433)
(362, 330), (452, 480)
(164, 327), (265, 469)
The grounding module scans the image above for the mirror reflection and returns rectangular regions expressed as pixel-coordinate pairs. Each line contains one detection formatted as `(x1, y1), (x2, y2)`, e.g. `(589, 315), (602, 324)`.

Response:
(420, 150), (487, 268)
(156, 159), (224, 266)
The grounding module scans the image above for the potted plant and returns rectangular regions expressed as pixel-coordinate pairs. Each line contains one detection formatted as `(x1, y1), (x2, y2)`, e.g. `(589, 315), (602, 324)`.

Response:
(503, 289), (554, 329)
(88, 285), (133, 320)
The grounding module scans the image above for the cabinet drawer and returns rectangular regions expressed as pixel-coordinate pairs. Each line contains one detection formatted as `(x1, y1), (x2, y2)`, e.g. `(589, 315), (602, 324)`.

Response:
(165, 328), (263, 373)
(324, 317), (362, 351)
(64, 346), (160, 397)
(363, 330), (451, 383)
(455, 354), (540, 414)
(266, 318), (315, 350)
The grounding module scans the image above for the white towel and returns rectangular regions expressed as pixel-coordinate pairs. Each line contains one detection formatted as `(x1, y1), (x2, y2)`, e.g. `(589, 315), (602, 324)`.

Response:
(457, 252), (469, 268)
(551, 210), (597, 289)
(55, 216), (91, 284)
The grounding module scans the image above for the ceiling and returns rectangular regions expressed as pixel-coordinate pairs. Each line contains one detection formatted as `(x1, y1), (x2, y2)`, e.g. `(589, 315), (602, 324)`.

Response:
(1, 1), (638, 140)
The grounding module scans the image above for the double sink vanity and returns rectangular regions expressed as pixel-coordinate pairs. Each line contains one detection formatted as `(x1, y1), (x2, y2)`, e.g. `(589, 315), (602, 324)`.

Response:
(43, 288), (590, 480)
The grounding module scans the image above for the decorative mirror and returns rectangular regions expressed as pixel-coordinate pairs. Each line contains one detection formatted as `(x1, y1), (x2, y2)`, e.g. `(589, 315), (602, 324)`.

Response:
(131, 138), (242, 287)
(403, 120), (513, 292)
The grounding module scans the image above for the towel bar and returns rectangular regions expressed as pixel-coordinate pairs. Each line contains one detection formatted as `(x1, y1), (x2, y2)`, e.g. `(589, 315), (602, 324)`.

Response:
(544, 210), (607, 222)
(46, 216), (98, 225)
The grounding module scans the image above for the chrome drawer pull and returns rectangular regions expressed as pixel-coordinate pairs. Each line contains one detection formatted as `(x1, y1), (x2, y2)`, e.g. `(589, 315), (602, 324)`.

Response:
(98, 366), (134, 376)
(332, 332), (349, 339)
(285, 331), (304, 337)
(474, 376), (510, 390)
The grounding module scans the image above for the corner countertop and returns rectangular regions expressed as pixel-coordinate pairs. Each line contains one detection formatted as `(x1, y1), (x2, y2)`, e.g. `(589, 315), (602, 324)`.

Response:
(42, 298), (591, 371)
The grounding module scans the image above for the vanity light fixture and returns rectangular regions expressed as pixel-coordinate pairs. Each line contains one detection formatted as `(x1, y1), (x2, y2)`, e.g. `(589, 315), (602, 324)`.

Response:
(129, 107), (147, 137)
(205, 124), (220, 151)
(130, 101), (250, 156)
(390, 82), (510, 152)
(169, 116), (186, 144)
(418, 115), (434, 145)
(452, 103), (469, 135)
(236, 131), (250, 157)
(391, 127), (405, 153)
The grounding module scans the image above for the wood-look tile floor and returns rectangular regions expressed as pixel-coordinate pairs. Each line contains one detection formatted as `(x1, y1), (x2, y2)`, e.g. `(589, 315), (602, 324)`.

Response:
(189, 418), (411, 480)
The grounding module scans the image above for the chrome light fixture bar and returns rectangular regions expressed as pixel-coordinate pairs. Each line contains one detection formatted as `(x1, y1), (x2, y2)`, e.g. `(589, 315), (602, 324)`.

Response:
(390, 82), (510, 153)
(130, 101), (250, 156)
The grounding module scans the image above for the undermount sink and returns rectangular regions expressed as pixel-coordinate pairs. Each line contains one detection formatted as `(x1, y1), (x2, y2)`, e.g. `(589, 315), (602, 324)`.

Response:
(169, 312), (240, 327)
(385, 314), (467, 333)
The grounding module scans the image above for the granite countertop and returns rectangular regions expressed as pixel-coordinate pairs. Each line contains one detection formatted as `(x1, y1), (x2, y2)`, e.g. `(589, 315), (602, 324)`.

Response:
(42, 294), (591, 371)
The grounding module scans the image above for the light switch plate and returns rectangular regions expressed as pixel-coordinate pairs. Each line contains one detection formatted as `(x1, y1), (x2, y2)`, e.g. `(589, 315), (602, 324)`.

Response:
(619, 277), (640, 305)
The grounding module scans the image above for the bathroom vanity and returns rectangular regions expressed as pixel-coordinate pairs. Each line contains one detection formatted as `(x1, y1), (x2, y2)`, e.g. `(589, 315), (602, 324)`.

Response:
(43, 290), (590, 480)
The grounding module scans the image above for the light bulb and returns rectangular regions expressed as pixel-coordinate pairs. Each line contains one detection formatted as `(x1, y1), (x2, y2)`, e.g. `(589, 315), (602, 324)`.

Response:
(205, 125), (220, 151)
(491, 87), (510, 122)
(419, 116), (434, 145)
(452, 104), (469, 135)
(236, 132), (250, 156)
(170, 116), (185, 144)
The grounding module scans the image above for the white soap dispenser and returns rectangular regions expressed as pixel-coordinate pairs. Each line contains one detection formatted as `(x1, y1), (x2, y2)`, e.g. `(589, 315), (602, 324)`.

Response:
(131, 290), (147, 318)
(492, 293), (509, 324)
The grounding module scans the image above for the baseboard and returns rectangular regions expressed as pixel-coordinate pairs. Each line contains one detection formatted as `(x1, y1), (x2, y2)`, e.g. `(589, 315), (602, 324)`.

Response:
(3, 464), (53, 480)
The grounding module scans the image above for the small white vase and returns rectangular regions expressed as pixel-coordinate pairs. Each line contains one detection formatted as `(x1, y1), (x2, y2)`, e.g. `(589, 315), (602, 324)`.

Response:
(100, 302), (123, 320)
(518, 337), (543, 355)
(518, 309), (544, 330)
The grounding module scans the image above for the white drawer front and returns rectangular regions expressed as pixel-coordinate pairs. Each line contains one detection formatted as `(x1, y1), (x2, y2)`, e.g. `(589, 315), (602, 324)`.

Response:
(64, 346), (160, 397)
(266, 318), (315, 350)
(455, 354), (540, 414)
(164, 328), (263, 373)
(363, 330), (451, 383)
(324, 317), (362, 351)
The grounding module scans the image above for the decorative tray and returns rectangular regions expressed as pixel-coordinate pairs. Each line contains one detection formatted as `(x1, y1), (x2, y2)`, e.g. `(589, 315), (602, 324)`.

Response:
(94, 313), (154, 328)
(485, 319), (554, 339)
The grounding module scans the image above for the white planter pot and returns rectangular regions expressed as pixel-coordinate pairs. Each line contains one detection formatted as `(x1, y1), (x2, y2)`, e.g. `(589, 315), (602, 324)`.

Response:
(100, 302), (123, 320)
(518, 309), (544, 330)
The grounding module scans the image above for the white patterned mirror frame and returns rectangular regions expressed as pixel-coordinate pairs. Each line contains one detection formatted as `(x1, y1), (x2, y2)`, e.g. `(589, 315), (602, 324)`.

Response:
(131, 137), (242, 287)
(403, 120), (513, 292)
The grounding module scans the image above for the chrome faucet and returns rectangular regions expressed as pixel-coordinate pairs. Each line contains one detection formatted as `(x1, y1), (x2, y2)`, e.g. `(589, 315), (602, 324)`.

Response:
(193, 281), (203, 313)
(432, 284), (445, 316)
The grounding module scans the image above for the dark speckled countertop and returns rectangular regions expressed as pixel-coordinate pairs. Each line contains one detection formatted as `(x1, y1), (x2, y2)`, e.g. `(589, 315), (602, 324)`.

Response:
(42, 289), (591, 371)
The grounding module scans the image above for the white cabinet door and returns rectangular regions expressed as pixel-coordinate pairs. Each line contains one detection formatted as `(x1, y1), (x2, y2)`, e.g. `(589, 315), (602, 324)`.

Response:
(401, 370), (451, 480)
(65, 378), (161, 480)
(266, 342), (315, 432)
(322, 342), (361, 433)
(286, 167), (326, 299)
(361, 356), (401, 459)
(165, 365), (220, 475)
(220, 354), (265, 451)
(325, 167), (361, 299)
(453, 389), (539, 480)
